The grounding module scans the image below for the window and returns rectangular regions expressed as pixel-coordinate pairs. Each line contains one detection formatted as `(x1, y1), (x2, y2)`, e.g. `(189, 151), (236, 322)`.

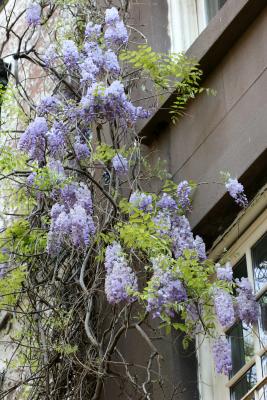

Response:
(198, 206), (267, 400)
(225, 229), (267, 400)
(168, 0), (227, 52)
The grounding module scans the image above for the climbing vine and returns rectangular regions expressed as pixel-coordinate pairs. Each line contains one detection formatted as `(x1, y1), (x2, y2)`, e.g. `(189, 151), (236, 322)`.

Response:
(0, 1), (257, 399)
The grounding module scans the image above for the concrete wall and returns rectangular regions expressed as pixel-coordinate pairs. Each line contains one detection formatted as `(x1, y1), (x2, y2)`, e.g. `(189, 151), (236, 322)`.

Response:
(143, 0), (267, 247)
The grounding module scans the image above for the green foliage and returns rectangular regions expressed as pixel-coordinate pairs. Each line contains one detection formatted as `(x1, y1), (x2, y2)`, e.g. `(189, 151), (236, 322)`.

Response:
(1, 220), (47, 258)
(117, 198), (171, 256)
(54, 343), (78, 355)
(0, 265), (26, 308)
(120, 45), (205, 122)
(31, 166), (71, 193)
(0, 145), (29, 174)
(0, 82), (27, 125)
(93, 143), (116, 163)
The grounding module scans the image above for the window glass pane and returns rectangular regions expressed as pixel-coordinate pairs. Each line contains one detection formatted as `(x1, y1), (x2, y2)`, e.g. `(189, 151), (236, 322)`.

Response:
(251, 232), (267, 292)
(233, 257), (248, 281)
(228, 322), (254, 377)
(205, 0), (227, 21)
(230, 364), (257, 400)
(262, 353), (267, 376)
(259, 292), (267, 347)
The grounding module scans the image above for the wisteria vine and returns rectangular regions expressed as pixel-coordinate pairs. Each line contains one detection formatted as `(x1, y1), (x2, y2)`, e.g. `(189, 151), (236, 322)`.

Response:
(0, 1), (258, 399)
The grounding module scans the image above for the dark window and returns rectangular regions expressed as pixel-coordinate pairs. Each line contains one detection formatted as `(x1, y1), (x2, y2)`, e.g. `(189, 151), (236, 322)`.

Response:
(233, 257), (248, 281)
(262, 353), (267, 376)
(230, 364), (257, 400)
(251, 232), (267, 292)
(227, 322), (254, 378)
(258, 292), (267, 347)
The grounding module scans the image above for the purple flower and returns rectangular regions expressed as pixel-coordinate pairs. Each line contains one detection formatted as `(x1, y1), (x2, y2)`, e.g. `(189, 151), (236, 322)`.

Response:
(79, 56), (99, 84)
(216, 262), (233, 282)
(105, 242), (123, 273)
(105, 7), (120, 25)
(157, 193), (177, 210)
(212, 337), (232, 375)
(235, 278), (258, 325)
(104, 21), (128, 46)
(62, 40), (79, 70)
(84, 42), (104, 68)
(47, 183), (95, 254)
(194, 235), (206, 261)
(85, 23), (101, 39)
(129, 191), (153, 211)
(73, 137), (90, 160)
(26, 3), (41, 27)
(18, 117), (48, 162)
(44, 44), (57, 67)
(177, 180), (192, 212)
(225, 178), (248, 207)
(70, 204), (95, 247)
(81, 80), (149, 126)
(153, 211), (171, 236)
(27, 172), (37, 186)
(171, 216), (195, 258)
(104, 50), (120, 76)
(37, 96), (60, 115)
(47, 122), (66, 158)
(104, 242), (138, 304)
(214, 289), (235, 329)
(112, 154), (128, 175)
(146, 257), (187, 318)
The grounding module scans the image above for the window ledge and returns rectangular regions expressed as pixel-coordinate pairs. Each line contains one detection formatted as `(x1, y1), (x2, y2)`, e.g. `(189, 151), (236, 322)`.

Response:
(139, 0), (267, 144)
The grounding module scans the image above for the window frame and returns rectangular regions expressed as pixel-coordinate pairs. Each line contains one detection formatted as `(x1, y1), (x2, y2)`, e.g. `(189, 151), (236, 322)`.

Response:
(198, 205), (267, 400)
(225, 224), (267, 398)
(167, 0), (227, 53)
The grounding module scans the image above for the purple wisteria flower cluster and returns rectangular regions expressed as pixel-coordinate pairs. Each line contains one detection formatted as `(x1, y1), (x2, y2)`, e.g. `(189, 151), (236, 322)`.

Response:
(112, 154), (128, 176)
(216, 262), (233, 281)
(26, 3), (41, 27)
(47, 183), (95, 254)
(104, 242), (138, 303)
(225, 177), (248, 207)
(177, 180), (192, 212)
(104, 7), (128, 46)
(212, 337), (232, 375)
(19, 117), (48, 163)
(146, 257), (187, 318)
(214, 289), (235, 328)
(235, 277), (258, 325)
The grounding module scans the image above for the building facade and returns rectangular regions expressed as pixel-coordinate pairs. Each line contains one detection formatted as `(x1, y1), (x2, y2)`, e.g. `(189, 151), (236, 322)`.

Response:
(0, 1), (266, 399)
(135, 0), (267, 399)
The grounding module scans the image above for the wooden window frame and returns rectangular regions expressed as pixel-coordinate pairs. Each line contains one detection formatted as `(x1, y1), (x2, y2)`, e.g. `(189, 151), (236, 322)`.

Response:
(198, 191), (267, 400)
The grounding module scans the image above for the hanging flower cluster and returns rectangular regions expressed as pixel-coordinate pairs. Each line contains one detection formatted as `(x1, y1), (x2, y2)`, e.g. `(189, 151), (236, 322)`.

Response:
(212, 337), (232, 375)
(235, 277), (258, 325)
(225, 177), (248, 207)
(26, 3), (41, 27)
(146, 257), (187, 318)
(104, 242), (138, 303)
(47, 183), (95, 254)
